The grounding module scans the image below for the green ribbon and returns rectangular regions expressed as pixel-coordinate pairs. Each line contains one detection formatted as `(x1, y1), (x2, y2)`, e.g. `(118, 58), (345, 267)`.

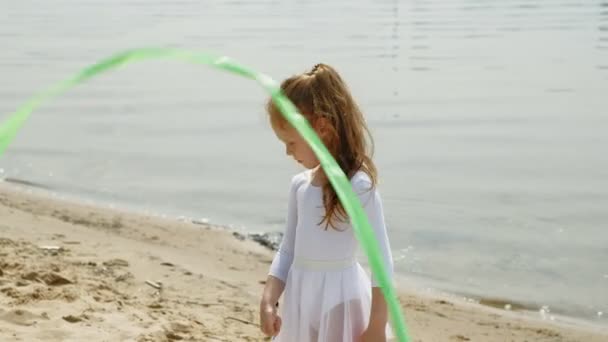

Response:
(0, 48), (411, 341)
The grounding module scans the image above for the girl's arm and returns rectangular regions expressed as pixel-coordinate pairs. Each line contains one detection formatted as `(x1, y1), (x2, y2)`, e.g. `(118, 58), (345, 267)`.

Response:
(361, 288), (389, 341)
(368, 287), (389, 329)
(261, 275), (286, 307)
(260, 276), (284, 336)
(260, 174), (301, 336)
(261, 173), (301, 303)
(354, 176), (394, 339)
(354, 176), (394, 287)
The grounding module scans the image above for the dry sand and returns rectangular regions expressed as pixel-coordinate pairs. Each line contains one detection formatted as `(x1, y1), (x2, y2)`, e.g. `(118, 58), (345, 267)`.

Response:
(1, 181), (606, 341)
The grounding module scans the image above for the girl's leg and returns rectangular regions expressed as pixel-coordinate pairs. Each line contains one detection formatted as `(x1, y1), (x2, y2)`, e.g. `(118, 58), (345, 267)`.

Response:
(319, 299), (366, 342)
(308, 324), (319, 342)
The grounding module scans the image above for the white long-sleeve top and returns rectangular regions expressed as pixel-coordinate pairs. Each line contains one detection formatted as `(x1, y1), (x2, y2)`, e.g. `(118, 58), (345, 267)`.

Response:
(269, 170), (394, 287)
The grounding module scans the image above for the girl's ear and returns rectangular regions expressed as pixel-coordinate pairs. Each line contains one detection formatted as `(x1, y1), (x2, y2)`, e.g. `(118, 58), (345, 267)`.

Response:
(313, 116), (331, 139)
(312, 116), (337, 149)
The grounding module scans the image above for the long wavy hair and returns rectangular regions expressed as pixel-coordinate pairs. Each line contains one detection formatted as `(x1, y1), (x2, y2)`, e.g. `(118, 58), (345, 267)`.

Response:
(267, 63), (377, 230)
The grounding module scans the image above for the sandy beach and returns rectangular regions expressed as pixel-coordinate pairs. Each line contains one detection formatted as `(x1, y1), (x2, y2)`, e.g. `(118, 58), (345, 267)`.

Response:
(0, 181), (606, 342)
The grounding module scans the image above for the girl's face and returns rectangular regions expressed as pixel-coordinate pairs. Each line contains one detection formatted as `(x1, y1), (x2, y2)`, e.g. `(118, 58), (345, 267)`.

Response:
(273, 124), (319, 169)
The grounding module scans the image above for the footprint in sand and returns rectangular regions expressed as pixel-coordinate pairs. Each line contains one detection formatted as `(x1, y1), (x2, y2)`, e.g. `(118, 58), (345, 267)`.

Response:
(0, 308), (49, 326)
(103, 259), (130, 268)
(21, 271), (73, 286)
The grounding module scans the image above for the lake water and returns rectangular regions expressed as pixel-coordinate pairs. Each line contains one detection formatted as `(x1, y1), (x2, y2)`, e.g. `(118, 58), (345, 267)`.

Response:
(1, 0), (607, 327)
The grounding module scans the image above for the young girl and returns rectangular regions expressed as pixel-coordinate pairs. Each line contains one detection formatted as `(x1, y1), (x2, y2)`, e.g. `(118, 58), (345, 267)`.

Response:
(259, 64), (394, 342)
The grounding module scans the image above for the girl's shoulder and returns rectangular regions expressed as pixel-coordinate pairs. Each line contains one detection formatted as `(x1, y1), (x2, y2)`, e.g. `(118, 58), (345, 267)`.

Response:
(290, 170), (310, 188)
(350, 170), (374, 189)
(350, 170), (371, 184)
(289, 169), (376, 192)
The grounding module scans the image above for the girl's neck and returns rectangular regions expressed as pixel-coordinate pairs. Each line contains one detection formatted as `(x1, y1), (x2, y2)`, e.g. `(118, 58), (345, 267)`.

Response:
(310, 166), (328, 187)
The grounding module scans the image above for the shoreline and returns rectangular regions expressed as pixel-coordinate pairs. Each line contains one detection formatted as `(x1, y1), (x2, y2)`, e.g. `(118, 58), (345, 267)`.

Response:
(5, 178), (600, 329)
(1, 180), (606, 341)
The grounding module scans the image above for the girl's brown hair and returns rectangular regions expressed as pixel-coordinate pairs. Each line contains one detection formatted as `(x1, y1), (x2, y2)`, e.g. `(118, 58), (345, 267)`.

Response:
(266, 63), (377, 230)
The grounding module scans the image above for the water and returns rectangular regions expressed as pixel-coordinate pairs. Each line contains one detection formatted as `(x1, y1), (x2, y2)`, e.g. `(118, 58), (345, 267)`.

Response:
(1, 0), (607, 327)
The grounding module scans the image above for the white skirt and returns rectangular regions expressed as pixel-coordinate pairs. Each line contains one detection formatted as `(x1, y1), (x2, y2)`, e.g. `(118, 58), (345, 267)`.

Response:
(274, 258), (392, 342)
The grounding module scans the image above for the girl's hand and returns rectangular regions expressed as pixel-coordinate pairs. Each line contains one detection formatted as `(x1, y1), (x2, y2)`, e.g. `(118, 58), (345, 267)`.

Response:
(360, 325), (387, 342)
(259, 301), (281, 337)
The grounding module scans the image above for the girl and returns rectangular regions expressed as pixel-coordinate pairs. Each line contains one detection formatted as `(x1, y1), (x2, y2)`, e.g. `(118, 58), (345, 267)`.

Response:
(259, 63), (394, 342)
